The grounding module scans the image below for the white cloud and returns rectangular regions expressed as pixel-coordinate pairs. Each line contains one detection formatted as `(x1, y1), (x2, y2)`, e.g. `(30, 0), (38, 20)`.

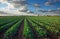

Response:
(48, 9), (52, 12)
(12, 0), (27, 11)
(0, 0), (35, 16)
(0, 0), (27, 12)
(57, 8), (60, 10)
(0, 0), (14, 11)
(5, 0), (27, 10)
(45, 2), (53, 6)
(44, 0), (60, 6)
(34, 3), (40, 7)
(5, 3), (14, 9)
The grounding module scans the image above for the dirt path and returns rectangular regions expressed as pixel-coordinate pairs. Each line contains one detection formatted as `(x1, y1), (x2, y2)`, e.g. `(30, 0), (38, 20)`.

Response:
(13, 19), (25, 39)
(0, 32), (4, 39)
(18, 20), (25, 39)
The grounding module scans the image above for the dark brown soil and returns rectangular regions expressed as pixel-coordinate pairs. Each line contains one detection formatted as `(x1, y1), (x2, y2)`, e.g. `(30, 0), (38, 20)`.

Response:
(12, 20), (25, 39)
(0, 32), (4, 39)
(18, 20), (25, 39)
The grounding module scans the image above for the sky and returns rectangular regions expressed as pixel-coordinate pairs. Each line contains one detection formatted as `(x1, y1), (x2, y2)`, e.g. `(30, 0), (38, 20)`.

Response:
(27, 0), (60, 10)
(0, 0), (60, 15)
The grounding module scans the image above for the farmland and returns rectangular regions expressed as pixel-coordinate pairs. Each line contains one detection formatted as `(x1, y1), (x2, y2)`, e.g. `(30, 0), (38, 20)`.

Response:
(0, 16), (60, 39)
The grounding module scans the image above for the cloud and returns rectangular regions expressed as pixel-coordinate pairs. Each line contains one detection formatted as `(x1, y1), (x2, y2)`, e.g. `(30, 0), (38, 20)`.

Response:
(6, 0), (27, 11)
(47, 8), (60, 14)
(44, 0), (60, 6)
(0, 0), (6, 2)
(34, 3), (40, 7)
(54, 0), (60, 2)
(48, 9), (56, 12)
(0, 0), (27, 12)
(54, 11), (60, 14)
(39, 9), (55, 13)
(57, 8), (60, 10)
(45, 2), (54, 6)
(0, 0), (14, 10)
(5, 3), (14, 9)
(39, 9), (47, 12)
(0, 2), (14, 12)
(54, 8), (60, 14)
(0, 0), (30, 16)
(47, 0), (60, 2)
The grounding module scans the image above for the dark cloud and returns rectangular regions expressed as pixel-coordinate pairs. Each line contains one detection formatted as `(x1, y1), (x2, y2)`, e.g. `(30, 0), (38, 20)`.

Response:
(39, 9), (59, 13)
(19, 9), (27, 12)
(54, 0), (60, 2)
(48, 9), (56, 12)
(39, 10), (47, 12)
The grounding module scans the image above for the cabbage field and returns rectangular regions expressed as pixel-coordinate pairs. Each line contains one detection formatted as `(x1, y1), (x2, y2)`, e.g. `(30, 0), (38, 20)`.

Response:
(0, 16), (60, 39)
